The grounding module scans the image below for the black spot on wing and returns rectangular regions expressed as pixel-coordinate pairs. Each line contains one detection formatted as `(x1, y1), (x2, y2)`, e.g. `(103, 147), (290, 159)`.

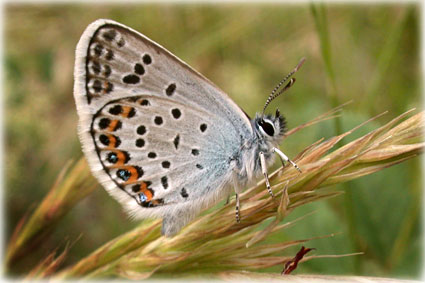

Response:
(154, 116), (163, 125)
(181, 188), (188, 198)
(134, 63), (145, 75)
(123, 74), (140, 84)
(162, 161), (171, 169)
(136, 138), (145, 148)
(166, 83), (176, 96)
(143, 54), (152, 64)
(173, 135), (180, 150)
(200, 123), (207, 132)
(137, 125), (146, 135)
(161, 176), (168, 189)
(171, 108), (181, 119)
(103, 29), (117, 41)
(148, 152), (157, 159)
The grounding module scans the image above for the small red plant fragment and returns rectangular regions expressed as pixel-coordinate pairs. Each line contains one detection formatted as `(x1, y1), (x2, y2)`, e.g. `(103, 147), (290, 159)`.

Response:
(281, 246), (315, 275)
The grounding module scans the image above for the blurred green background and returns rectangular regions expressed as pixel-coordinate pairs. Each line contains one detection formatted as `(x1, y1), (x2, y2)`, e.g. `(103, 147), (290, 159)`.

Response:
(5, 3), (421, 279)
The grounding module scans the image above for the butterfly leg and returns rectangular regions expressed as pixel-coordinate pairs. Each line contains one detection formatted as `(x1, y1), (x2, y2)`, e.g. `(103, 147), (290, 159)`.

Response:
(259, 151), (274, 198)
(235, 193), (240, 223)
(272, 147), (302, 173)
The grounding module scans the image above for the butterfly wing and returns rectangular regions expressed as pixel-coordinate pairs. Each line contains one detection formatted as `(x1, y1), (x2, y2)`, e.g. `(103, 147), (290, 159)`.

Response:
(74, 19), (252, 235)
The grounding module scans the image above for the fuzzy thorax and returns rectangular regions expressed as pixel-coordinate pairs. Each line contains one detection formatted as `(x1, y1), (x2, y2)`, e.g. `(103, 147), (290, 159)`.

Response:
(232, 111), (287, 190)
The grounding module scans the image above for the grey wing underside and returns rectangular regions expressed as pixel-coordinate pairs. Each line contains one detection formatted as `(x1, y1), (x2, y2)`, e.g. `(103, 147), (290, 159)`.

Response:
(73, 19), (253, 235)
(91, 95), (236, 235)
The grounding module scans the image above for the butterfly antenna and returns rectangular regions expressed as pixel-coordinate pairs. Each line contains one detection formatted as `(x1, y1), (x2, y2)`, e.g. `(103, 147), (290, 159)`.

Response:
(261, 57), (306, 118)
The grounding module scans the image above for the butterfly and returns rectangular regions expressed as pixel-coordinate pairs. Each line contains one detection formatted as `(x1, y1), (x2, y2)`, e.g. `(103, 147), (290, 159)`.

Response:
(74, 19), (303, 236)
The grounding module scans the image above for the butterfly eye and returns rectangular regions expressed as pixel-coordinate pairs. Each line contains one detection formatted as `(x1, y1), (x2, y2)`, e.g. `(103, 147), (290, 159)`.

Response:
(259, 119), (275, 136)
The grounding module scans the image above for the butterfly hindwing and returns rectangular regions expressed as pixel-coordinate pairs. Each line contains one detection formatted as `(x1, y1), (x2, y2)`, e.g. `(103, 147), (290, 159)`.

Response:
(92, 94), (232, 203)
(74, 19), (253, 235)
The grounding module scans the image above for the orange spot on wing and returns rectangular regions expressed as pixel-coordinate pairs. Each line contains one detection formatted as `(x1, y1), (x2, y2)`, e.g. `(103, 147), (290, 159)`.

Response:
(102, 81), (113, 94)
(140, 182), (148, 191)
(141, 186), (153, 201)
(117, 166), (142, 185)
(115, 151), (126, 165)
(121, 106), (133, 118)
(105, 134), (119, 149)
(133, 182), (153, 202)
(126, 167), (139, 183)
(107, 120), (120, 131)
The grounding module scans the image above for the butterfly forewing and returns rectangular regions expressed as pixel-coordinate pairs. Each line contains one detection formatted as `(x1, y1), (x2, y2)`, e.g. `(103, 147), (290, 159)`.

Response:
(77, 20), (251, 125)
(74, 19), (253, 231)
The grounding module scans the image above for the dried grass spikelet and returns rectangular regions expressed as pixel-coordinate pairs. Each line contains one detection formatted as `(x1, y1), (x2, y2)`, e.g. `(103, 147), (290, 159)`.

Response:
(10, 107), (423, 280)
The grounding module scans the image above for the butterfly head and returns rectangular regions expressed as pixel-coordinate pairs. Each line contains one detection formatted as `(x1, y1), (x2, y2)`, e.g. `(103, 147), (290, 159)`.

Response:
(255, 109), (286, 142)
